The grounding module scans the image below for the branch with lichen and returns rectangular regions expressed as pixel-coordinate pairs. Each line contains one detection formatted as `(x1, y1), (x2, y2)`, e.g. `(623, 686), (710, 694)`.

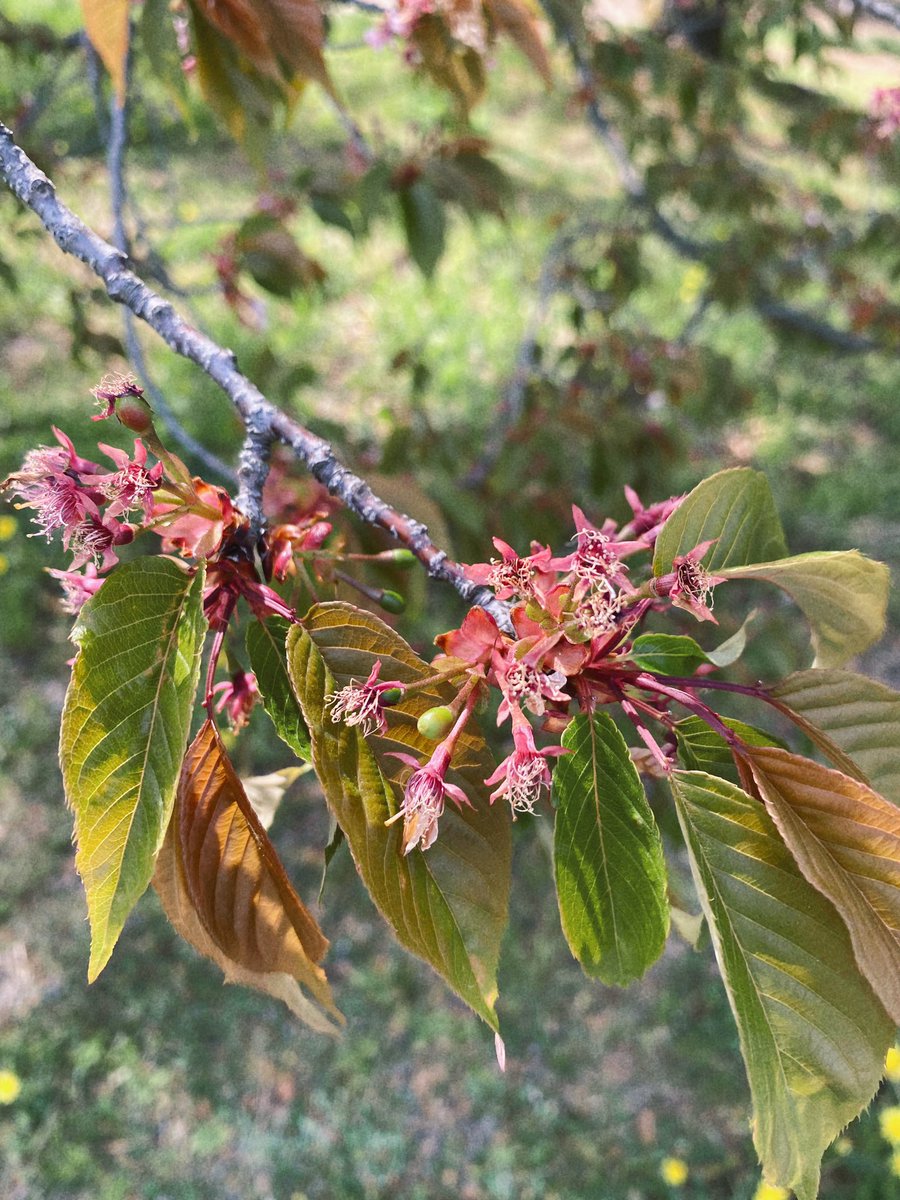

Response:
(0, 120), (512, 632)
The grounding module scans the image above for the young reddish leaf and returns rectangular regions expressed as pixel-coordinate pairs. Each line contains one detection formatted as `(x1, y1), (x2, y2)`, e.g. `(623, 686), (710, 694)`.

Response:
(411, 16), (486, 114)
(81, 0), (129, 103)
(552, 712), (668, 985)
(60, 557), (206, 982)
(742, 744), (900, 1024)
(153, 719), (341, 1033)
(770, 669), (900, 804)
(653, 467), (788, 576)
(484, 0), (552, 86)
(287, 602), (510, 1031)
(720, 551), (889, 668)
(672, 771), (892, 1200)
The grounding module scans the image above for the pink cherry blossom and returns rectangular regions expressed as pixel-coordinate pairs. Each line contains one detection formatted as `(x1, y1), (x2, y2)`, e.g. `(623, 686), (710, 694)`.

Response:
(484, 711), (565, 817)
(212, 670), (260, 731)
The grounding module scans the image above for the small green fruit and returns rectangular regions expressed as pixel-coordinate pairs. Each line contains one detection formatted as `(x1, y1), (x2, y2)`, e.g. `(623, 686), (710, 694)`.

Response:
(380, 687), (404, 707)
(378, 590), (407, 614)
(417, 705), (455, 740)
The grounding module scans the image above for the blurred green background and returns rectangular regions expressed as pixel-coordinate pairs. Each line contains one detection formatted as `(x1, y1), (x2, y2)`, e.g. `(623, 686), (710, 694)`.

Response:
(2, 2), (900, 1197)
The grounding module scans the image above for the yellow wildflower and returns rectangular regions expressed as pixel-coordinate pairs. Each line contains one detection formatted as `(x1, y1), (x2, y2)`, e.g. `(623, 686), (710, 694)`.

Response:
(0, 1069), (21, 1104)
(753, 1183), (789, 1200)
(0, 514), (16, 540)
(660, 1157), (689, 1187)
(880, 1105), (900, 1144)
(886, 1047), (900, 1084)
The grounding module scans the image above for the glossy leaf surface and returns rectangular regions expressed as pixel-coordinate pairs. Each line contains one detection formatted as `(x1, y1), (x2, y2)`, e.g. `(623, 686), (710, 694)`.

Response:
(60, 557), (206, 980)
(553, 712), (668, 984)
(672, 771), (892, 1200)
(287, 602), (510, 1029)
(653, 467), (787, 575)
(246, 617), (311, 760)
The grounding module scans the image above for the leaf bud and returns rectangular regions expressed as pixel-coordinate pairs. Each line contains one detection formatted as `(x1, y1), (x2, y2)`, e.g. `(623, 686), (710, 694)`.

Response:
(378, 589), (407, 614)
(417, 705), (455, 740)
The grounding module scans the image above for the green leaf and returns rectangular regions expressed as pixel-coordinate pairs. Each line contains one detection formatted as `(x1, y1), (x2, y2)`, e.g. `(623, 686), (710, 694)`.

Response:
(720, 551), (889, 667)
(60, 557), (207, 981)
(770, 669), (900, 804)
(287, 602), (510, 1029)
(398, 180), (446, 278)
(310, 194), (355, 236)
(552, 712), (668, 985)
(675, 715), (785, 775)
(742, 745), (900, 1025)
(246, 617), (311, 761)
(653, 468), (788, 575)
(706, 609), (758, 668)
(671, 771), (893, 1200)
(629, 632), (712, 675)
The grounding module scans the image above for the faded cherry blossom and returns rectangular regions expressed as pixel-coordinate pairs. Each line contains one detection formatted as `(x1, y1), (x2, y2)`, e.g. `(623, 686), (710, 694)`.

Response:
(326, 660), (405, 737)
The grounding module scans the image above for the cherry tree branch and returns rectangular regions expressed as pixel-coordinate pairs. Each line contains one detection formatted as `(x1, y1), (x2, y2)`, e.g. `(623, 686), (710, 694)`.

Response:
(0, 121), (513, 632)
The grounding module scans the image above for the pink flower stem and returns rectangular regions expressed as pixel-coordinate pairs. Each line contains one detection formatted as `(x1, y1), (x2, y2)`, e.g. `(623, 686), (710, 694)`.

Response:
(631, 672), (739, 746)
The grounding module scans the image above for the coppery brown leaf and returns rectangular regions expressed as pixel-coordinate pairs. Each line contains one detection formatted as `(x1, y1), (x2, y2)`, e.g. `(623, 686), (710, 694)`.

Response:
(153, 719), (342, 1032)
(744, 744), (900, 1024)
(483, 0), (552, 86)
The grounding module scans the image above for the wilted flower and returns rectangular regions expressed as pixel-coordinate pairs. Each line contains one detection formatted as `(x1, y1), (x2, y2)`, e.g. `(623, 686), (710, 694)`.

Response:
(212, 670), (260, 731)
(386, 743), (470, 854)
(326, 660), (405, 737)
(484, 713), (564, 817)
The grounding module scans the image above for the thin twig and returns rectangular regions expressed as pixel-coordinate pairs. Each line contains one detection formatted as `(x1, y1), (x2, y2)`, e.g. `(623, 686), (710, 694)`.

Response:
(0, 122), (513, 632)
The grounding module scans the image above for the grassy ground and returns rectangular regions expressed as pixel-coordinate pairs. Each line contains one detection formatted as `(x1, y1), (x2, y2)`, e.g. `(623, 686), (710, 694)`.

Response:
(3, 4), (900, 1198)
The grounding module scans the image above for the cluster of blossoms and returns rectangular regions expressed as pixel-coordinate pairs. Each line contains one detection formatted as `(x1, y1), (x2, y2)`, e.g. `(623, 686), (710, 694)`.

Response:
(2, 376), (336, 730)
(327, 490), (729, 853)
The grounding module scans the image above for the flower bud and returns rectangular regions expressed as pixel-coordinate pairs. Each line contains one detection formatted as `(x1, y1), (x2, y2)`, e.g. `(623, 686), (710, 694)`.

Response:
(417, 705), (455, 740)
(378, 589), (406, 614)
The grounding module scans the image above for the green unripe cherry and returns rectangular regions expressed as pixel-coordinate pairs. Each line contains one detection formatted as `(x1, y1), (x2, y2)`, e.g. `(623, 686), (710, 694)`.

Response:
(417, 705), (455, 740)
(379, 687), (404, 707)
(378, 590), (407, 614)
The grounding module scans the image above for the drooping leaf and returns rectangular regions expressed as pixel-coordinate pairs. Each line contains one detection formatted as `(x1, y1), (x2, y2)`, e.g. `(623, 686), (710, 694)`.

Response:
(720, 551), (889, 667)
(81, 0), (129, 102)
(398, 180), (447, 279)
(672, 770), (893, 1200)
(246, 617), (311, 760)
(770, 669), (900, 804)
(629, 632), (712, 676)
(742, 744), (900, 1024)
(287, 602), (510, 1030)
(154, 719), (341, 1033)
(60, 557), (206, 981)
(653, 467), (788, 575)
(484, 0), (553, 85)
(552, 712), (668, 985)
(675, 715), (785, 775)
